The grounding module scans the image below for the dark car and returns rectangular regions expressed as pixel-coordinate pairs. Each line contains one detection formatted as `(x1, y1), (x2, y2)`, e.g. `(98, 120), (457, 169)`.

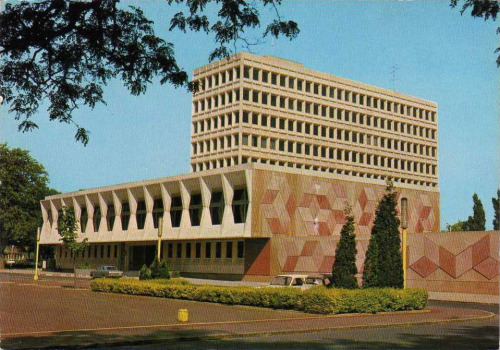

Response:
(90, 265), (123, 279)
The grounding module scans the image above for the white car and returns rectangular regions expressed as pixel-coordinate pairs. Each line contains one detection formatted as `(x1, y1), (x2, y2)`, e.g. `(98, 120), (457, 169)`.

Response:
(269, 274), (309, 288)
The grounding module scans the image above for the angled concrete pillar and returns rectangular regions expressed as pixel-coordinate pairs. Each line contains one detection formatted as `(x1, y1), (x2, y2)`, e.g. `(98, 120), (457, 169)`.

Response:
(199, 177), (212, 227)
(127, 188), (138, 231)
(143, 185), (154, 231)
(84, 195), (95, 234)
(221, 174), (234, 227)
(112, 191), (122, 232)
(160, 183), (172, 231)
(98, 193), (108, 233)
(180, 181), (191, 228)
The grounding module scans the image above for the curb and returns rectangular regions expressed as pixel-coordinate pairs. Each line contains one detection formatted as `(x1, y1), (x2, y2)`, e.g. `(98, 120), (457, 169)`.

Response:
(2, 309), (495, 350)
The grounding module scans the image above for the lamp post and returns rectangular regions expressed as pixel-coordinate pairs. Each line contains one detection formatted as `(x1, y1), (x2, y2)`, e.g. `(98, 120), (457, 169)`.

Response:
(34, 227), (41, 281)
(401, 198), (408, 289)
(157, 217), (163, 260)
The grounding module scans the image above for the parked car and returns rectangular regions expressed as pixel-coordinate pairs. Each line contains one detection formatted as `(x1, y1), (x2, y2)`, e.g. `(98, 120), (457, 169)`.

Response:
(305, 274), (324, 286)
(90, 265), (123, 279)
(269, 274), (309, 288)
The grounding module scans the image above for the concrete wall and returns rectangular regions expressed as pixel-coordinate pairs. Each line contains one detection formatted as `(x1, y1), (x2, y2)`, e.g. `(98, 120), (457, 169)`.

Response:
(250, 168), (440, 279)
(407, 231), (499, 303)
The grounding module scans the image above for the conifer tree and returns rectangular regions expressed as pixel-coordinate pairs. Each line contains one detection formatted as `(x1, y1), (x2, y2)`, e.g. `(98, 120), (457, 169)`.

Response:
(464, 193), (486, 231)
(362, 180), (403, 288)
(331, 206), (358, 289)
(493, 190), (499, 230)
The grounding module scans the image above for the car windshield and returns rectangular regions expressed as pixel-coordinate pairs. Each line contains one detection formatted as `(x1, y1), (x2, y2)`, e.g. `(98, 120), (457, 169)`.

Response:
(103, 266), (117, 271)
(270, 276), (292, 286)
(305, 277), (321, 284)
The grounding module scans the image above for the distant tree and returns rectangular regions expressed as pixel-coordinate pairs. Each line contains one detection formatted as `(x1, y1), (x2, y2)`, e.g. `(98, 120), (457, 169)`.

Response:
(463, 193), (486, 231)
(450, 0), (500, 66)
(362, 181), (403, 289)
(149, 257), (161, 279)
(331, 206), (358, 289)
(492, 190), (499, 230)
(58, 207), (88, 279)
(0, 143), (58, 265)
(158, 260), (171, 279)
(0, 0), (298, 145)
(139, 264), (152, 280)
(446, 220), (467, 232)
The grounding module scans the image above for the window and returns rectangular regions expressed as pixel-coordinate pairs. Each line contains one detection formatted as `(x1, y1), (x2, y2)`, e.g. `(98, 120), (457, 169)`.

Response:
(205, 242), (212, 258)
(189, 194), (202, 226)
(237, 241), (244, 258)
(93, 206), (101, 232)
(136, 200), (147, 230)
(209, 191), (225, 225)
(226, 241), (233, 258)
(153, 198), (164, 229)
(114, 245), (118, 258)
(94, 245), (97, 258)
(243, 66), (250, 78)
(80, 207), (88, 232)
(252, 68), (259, 81)
(232, 189), (249, 223)
(107, 245), (111, 258)
(101, 245), (104, 258)
(176, 243), (182, 258)
(170, 196), (182, 228)
(195, 242), (201, 258)
(186, 242), (192, 259)
(168, 243), (173, 258)
(215, 242), (222, 258)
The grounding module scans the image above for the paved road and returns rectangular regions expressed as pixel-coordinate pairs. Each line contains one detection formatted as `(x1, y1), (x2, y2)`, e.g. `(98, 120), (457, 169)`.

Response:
(1, 271), (498, 350)
(107, 301), (499, 350)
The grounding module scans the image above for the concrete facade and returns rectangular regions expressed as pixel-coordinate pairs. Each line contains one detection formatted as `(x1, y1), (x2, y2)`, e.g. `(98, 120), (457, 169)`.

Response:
(40, 53), (441, 280)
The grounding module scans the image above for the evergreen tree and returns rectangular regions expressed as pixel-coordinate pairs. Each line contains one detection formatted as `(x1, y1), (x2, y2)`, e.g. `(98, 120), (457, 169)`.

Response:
(362, 237), (379, 288)
(158, 260), (171, 279)
(362, 181), (403, 288)
(149, 257), (161, 279)
(492, 190), (499, 230)
(331, 207), (358, 289)
(464, 193), (486, 231)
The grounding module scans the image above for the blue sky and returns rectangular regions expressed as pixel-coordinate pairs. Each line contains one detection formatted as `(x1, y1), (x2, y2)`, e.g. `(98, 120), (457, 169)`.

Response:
(1, 1), (499, 229)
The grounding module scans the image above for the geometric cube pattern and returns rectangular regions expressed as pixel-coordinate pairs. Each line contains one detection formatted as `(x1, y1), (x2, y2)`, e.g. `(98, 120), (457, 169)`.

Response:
(409, 233), (499, 280)
(253, 169), (440, 275)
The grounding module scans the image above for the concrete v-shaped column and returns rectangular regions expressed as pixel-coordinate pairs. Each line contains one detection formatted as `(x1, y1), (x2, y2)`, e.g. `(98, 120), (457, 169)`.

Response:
(244, 169), (252, 234)
(199, 177), (212, 227)
(40, 202), (49, 237)
(84, 195), (95, 234)
(127, 188), (138, 232)
(112, 191), (122, 233)
(179, 181), (191, 230)
(160, 183), (172, 232)
(50, 200), (59, 237)
(72, 197), (82, 232)
(143, 186), (154, 231)
(221, 173), (234, 231)
(98, 193), (108, 233)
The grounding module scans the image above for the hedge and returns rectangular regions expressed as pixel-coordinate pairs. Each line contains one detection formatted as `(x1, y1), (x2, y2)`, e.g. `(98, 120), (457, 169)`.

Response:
(91, 278), (427, 315)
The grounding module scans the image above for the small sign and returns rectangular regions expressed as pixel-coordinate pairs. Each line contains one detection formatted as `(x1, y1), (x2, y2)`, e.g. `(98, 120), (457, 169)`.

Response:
(42, 260), (47, 269)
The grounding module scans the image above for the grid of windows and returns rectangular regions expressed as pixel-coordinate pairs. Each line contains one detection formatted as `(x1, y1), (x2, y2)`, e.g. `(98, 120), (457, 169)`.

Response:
(190, 53), (438, 188)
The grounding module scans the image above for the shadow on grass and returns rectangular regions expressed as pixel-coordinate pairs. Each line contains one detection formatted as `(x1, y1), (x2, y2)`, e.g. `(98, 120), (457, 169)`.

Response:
(2, 322), (498, 350)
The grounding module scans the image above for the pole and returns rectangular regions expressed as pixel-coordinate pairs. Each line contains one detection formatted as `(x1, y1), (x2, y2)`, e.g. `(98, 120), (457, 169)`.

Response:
(157, 217), (163, 260)
(34, 227), (40, 281)
(401, 198), (408, 289)
(402, 227), (407, 289)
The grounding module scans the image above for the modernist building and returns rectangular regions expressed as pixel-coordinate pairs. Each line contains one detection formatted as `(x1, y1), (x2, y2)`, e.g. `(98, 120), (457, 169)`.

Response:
(40, 53), (440, 280)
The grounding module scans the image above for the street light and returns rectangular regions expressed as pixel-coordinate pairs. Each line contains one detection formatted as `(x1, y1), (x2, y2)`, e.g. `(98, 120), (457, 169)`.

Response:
(157, 217), (163, 260)
(401, 198), (408, 289)
(34, 227), (41, 281)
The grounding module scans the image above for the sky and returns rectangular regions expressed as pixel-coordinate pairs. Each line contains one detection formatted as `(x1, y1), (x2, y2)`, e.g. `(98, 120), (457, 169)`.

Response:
(1, 0), (499, 230)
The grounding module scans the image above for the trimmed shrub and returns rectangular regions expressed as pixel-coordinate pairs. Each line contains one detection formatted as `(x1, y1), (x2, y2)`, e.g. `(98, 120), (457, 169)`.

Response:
(149, 257), (161, 279)
(158, 260), (171, 279)
(91, 279), (428, 315)
(139, 264), (152, 280)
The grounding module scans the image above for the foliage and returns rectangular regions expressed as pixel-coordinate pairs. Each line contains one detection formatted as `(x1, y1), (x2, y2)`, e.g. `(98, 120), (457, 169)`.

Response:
(463, 193), (486, 231)
(158, 260), (171, 279)
(0, 143), (58, 256)
(446, 220), (467, 232)
(362, 181), (403, 288)
(450, 0), (499, 66)
(492, 190), (499, 230)
(0, 0), (298, 145)
(362, 234), (379, 288)
(139, 264), (152, 280)
(149, 257), (161, 279)
(58, 206), (88, 272)
(331, 207), (358, 289)
(91, 279), (428, 315)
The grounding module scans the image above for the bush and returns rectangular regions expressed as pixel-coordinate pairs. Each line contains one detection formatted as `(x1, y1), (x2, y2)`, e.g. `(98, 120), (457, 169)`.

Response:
(139, 264), (152, 280)
(91, 279), (428, 315)
(158, 260), (171, 279)
(149, 258), (161, 279)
